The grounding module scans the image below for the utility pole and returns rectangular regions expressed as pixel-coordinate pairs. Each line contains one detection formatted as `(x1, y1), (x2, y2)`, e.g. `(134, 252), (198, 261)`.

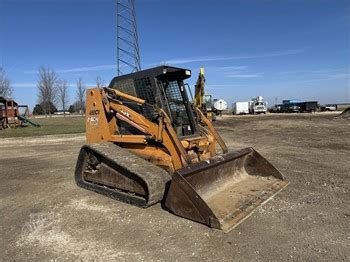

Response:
(116, 0), (141, 76)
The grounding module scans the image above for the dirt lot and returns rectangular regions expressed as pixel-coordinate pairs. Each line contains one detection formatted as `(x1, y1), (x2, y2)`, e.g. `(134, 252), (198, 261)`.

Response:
(0, 113), (349, 261)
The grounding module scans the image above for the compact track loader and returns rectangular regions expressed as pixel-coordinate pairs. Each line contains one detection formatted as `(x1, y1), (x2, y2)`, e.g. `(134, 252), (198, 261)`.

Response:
(75, 66), (288, 232)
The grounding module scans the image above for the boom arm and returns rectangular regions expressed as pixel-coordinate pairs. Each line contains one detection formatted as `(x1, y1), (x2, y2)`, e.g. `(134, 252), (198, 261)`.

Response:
(86, 88), (195, 171)
(194, 68), (205, 108)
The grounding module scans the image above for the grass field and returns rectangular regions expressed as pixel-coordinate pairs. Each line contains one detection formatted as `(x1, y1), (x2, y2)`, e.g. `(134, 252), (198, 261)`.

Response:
(0, 116), (85, 138)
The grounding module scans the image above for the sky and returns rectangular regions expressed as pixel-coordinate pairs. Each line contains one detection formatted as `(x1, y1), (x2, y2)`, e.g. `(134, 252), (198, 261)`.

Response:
(0, 0), (349, 109)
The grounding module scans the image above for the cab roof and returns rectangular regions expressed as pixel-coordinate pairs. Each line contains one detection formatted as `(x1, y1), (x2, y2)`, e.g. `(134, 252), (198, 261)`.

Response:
(109, 66), (192, 88)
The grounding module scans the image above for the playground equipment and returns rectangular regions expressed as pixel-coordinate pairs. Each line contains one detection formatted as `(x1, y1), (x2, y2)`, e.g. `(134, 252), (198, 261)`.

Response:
(0, 97), (40, 129)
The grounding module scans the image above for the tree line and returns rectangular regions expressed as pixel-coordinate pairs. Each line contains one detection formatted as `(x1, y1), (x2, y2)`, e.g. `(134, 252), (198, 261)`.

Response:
(0, 66), (106, 116)
(0, 67), (13, 98)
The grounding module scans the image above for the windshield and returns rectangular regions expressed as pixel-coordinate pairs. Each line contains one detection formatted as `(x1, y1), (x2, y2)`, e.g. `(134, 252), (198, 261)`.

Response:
(163, 81), (190, 123)
(204, 95), (213, 108)
(160, 80), (195, 136)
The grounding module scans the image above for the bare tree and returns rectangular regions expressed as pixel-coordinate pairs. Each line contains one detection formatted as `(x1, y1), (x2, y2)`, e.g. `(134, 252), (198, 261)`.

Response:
(37, 67), (58, 117)
(0, 67), (12, 98)
(76, 78), (86, 115)
(95, 76), (105, 88)
(57, 79), (69, 117)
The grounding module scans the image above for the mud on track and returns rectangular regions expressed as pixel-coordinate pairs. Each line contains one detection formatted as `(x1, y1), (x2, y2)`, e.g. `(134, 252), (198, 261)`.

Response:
(0, 114), (349, 260)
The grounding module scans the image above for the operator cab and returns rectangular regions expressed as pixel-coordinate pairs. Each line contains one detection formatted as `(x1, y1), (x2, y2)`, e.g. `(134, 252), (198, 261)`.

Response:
(109, 66), (197, 137)
(203, 94), (213, 111)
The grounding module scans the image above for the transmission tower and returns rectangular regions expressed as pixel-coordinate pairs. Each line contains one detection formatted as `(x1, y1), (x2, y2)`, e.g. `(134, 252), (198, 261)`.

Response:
(116, 0), (141, 76)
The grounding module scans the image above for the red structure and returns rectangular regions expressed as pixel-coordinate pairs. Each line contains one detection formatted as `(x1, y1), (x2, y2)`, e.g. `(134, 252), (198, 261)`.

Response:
(0, 97), (29, 129)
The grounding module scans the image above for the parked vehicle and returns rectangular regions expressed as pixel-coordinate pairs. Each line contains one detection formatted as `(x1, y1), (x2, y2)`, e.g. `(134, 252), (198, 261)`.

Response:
(269, 105), (283, 113)
(321, 104), (337, 111)
(250, 96), (267, 114)
(286, 103), (301, 113)
(213, 99), (227, 116)
(275, 100), (319, 113)
(232, 102), (250, 114)
(300, 101), (318, 112)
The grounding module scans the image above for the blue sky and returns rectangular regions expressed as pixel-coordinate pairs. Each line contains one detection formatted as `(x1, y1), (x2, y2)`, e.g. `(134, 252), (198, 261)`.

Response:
(0, 0), (349, 109)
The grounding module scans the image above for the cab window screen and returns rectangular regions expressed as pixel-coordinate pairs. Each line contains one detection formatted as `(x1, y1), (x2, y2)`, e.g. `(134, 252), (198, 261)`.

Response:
(164, 81), (189, 124)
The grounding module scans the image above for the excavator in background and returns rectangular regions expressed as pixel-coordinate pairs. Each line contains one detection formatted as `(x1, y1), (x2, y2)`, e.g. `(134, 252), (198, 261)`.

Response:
(194, 68), (217, 121)
(75, 66), (288, 232)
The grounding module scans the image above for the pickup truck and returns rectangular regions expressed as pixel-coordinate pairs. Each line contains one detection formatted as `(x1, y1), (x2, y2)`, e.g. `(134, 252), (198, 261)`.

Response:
(321, 104), (337, 111)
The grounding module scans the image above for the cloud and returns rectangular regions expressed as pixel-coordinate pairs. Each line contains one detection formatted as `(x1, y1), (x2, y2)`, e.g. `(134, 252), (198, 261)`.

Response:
(150, 56), (223, 65)
(212, 65), (261, 79)
(278, 68), (344, 75)
(215, 66), (248, 71)
(12, 83), (37, 88)
(151, 48), (307, 65)
(277, 72), (349, 84)
(57, 65), (116, 73)
(205, 84), (240, 90)
(277, 69), (349, 83)
(227, 73), (261, 78)
(24, 64), (116, 74)
(23, 70), (38, 74)
(12, 82), (97, 88)
(327, 73), (349, 79)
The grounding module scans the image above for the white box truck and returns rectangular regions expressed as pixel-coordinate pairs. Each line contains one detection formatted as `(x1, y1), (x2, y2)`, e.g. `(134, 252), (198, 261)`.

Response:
(233, 102), (250, 115)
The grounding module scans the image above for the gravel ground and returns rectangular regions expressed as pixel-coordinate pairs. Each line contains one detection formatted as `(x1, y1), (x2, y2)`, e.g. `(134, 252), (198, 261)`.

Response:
(0, 113), (349, 261)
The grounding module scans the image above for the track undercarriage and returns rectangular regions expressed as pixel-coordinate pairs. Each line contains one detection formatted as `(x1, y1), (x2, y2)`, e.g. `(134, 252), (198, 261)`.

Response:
(75, 143), (171, 207)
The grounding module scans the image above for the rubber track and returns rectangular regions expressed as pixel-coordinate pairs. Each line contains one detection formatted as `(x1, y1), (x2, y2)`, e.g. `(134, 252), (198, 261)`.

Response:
(75, 143), (171, 207)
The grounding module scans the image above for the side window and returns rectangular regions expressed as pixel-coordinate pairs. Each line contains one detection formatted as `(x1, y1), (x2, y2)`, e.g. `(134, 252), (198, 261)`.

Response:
(112, 78), (136, 97)
(134, 77), (155, 104)
(133, 77), (157, 120)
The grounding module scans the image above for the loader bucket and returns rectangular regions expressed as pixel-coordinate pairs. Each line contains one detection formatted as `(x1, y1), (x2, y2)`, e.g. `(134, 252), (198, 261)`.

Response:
(165, 147), (288, 233)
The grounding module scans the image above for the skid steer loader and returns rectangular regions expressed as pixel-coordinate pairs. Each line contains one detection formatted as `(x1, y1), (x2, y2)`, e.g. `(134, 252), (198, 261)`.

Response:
(75, 66), (288, 232)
